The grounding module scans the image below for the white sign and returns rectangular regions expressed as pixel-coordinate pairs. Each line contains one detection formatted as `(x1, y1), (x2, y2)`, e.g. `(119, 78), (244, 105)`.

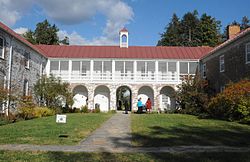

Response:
(56, 114), (67, 123)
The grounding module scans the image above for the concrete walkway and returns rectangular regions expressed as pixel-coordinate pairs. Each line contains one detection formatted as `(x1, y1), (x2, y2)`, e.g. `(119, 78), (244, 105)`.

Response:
(1, 112), (250, 153)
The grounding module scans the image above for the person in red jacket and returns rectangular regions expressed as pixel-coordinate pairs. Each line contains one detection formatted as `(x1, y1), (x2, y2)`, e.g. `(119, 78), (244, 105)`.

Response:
(146, 98), (152, 113)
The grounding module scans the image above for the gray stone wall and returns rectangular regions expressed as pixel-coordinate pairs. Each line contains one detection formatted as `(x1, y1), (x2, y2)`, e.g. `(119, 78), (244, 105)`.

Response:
(0, 29), (47, 103)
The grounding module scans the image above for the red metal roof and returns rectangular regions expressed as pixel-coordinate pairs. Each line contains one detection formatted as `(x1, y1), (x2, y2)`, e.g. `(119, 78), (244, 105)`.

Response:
(36, 45), (213, 59)
(120, 28), (128, 33)
(0, 21), (45, 57)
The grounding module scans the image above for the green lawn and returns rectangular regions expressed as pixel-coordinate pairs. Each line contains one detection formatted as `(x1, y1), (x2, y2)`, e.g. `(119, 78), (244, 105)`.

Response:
(0, 113), (112, 145)
(1, 150), (250, 162)
(131, 114), (250, 147)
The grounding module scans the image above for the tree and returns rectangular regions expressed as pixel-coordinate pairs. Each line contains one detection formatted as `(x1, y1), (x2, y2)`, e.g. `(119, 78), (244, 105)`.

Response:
(241, 16), (250, 30)
(34, 20), (59, 45)
(22, 19), (60, 45)
(34, 75), (73, 109)
(179, 10), (200, 46)
(176, 75), (209, 115)
(197, 14), (222, 47)
(157, 10), (222, 47)
(157, 13), (181, 46)
(22, 30), (36, 44)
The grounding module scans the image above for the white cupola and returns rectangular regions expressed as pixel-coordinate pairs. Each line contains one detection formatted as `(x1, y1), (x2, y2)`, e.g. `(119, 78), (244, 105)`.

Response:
(119, 28), (129, 48)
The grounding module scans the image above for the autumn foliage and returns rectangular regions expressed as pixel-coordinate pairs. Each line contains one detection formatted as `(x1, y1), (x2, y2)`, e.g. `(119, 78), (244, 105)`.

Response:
(207, 80), (250, 123)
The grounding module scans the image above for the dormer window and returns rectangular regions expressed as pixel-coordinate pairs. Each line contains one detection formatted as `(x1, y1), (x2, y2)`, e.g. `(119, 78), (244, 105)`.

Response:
(0, 36), (4, 59)
(24, 52), (30, 69)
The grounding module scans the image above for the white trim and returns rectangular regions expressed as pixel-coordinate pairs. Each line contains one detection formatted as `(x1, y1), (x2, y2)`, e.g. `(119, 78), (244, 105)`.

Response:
(246, 43), (250, 64)
(24, 52), (30, 69)
(0, 36), (5, 59)
(219, 55), (225, 72)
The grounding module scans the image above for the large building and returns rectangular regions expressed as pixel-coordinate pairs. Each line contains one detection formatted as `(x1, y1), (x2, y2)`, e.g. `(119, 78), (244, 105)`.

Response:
(200, 25), (250, 94)
(37, 28), (212, 112)
(1, 21), (213, 113)
(0, 22), (47, 115)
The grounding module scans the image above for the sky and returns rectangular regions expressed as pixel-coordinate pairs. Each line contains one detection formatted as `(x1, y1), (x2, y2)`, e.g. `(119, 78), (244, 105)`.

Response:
(0, 0), (249, 46)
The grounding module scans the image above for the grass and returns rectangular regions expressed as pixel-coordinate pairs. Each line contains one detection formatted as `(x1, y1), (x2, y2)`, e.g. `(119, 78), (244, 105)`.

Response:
(1, 150), (250, 162)
(0, 113), (112, 145)
(131, 114), (250, 147)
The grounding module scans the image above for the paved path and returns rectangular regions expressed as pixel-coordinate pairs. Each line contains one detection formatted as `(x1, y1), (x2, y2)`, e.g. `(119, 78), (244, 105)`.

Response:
(1, 112), (250, 153)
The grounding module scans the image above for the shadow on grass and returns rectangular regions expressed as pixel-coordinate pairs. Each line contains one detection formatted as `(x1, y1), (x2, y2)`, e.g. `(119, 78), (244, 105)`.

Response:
(45, 151), (250, 162)
(132, 125), (250, 147)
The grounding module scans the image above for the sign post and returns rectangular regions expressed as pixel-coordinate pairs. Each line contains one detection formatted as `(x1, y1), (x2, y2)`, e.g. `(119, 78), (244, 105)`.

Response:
(56, 114), (68, 138)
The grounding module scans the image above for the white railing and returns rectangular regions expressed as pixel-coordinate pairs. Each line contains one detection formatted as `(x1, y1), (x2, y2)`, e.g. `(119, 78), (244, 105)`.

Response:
(50, 71), (183, 83)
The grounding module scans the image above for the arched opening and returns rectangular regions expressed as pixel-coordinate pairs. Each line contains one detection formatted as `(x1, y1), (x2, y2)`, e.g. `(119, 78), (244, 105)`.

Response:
(94, 85), (110, 112)
(159, 86), (176, 111)
(138, 86), (154, 108)
(122, 34), (127, 43)
(116, 86), (132, 111)
(72, 85), (88, 109)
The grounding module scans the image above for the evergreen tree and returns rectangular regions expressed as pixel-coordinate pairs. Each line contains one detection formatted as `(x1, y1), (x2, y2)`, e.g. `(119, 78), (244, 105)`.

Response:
(197, 14), (222, 47)
(179, 10), (200, 46)
(157, 13), (181, 46)
(34, 20), (59, 45)
(157, 10), (222, 47)
(241, 16), (250, 30)
(22, 30), (36, 44)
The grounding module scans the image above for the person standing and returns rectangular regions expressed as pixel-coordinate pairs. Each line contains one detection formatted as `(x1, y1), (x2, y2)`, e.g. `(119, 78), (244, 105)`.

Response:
(137, 98), (143, 114)
(146, 98), (152, 113)
(124, 100), (129, 114)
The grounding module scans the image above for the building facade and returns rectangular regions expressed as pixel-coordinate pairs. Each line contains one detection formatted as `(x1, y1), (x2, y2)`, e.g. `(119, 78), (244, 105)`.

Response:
(0, 22), (47, 114)
(37, 29), (212, 112)
(200, 26), (250, 94)
(1, 21), (215, 113)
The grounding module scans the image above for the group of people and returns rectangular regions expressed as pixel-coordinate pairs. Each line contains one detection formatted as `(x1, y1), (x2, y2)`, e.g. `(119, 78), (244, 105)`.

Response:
(137, 97), (152, 114)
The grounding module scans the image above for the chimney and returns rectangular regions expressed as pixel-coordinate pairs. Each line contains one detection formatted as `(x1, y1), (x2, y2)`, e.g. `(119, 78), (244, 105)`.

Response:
(227, 25), (240, 39)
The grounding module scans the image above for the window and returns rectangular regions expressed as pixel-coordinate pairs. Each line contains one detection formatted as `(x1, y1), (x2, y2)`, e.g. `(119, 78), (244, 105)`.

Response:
(246, 43), (250, 64)
(50, 61), (59, 73)
(0, 36), (4, 59)
(24, 52), (30, 69)
(202, 63), (206, 78)
(180, 62), (188, 74)
(220, 55), (225, 72)
(189, 62), (198, 74)
(220, 85), (225, 92)
(23, 79), (29, 96)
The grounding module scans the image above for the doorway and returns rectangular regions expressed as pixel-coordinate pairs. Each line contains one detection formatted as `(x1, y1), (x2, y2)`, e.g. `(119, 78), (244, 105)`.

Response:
(116, 86), (132, 111)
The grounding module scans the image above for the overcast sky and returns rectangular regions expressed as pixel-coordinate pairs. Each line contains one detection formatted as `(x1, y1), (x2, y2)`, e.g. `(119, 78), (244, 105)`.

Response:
(0, 0), (249, 46)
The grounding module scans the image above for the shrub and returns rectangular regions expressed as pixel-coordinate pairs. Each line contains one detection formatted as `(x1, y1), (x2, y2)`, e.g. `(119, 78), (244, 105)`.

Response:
(18, 107), (34, 120)
(207, 79), (250, 121)
(33, 107), (55, 118)
(81, 106), (89, 113)
(93, 107), (101, 113)
(176, 75), (209, 115)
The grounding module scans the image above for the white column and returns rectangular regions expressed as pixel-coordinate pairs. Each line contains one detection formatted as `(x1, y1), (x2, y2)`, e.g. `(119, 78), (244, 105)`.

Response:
(176, 61), (180, 84)
(112, 60), (115, 81)
(68, 60), (72, 82)
(45, 60), (50, 77)
(133, 61), (137, 81)
(155, 60), (159, 82)
(90, 60), (94, 81)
